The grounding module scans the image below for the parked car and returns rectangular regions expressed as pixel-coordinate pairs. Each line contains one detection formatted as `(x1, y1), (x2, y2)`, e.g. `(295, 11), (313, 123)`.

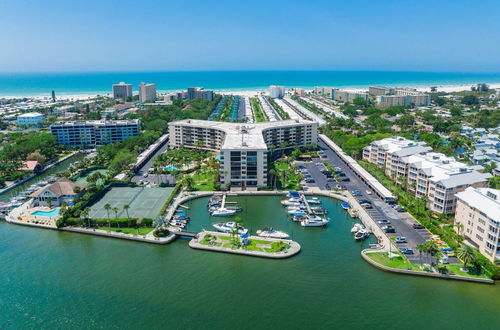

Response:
(340, 177), (350, 182)
(142, 173), (148, 178)
(382, 225), (395, 233)
(361, 203), (372, 209)
(394, 205), (406, 212)
(359, 199), (372, 205)
(298, 165), (305, 169)
(327, 178), (335, 182)
(325, 184), (331, 190)
(340, 185), (347, 190)
(338, 172), (346, 177)
(306, 179), (315, 183)
(377, 219), (390, 224)
(365, 190), (372, 195)
(395, 236), (407, 243)
(352, 190), (362, 196)
(400, 248), (414, 255)
(412, 223), (425, 229)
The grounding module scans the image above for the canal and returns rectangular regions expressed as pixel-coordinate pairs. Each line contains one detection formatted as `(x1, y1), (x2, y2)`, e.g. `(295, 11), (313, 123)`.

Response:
(1, 195), (499, 329)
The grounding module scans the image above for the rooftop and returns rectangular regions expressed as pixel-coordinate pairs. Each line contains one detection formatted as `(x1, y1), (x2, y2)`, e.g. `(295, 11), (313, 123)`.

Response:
(18, 112), (44, 118)
(170, 119), (317, 150)
(51, 119), (140, 127)
(31, 178), (86, 198)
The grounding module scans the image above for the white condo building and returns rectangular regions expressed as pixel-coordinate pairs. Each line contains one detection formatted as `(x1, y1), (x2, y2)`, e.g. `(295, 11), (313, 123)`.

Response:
(363, 136), (491, 214)
(455, 187), (500, 262)
(376, 88), (431, 108)
(139, 82), (157, 103)
(112, 82), (133, 99)
(168, 119), (318, 188)
(269, 85), (285, 99)
(17, 112), (45, 126)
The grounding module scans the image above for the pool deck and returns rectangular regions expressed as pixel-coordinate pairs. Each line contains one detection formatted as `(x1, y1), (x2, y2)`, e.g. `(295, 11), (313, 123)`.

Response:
(189, 231), (301, 259)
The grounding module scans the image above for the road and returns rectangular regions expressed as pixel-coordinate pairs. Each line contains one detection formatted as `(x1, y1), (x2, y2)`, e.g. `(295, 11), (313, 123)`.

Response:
(302, 139), (458, 264)
(131, 141), (176, 186)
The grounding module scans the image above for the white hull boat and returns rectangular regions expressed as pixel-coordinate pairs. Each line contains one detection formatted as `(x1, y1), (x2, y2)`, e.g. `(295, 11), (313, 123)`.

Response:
(306, 197), (321, 205)
(213, 222), (248, 235)
(351, 223), (364, 233)
(256, 228), (290, 239)
(210, 208), (236, 217)
(300, 217), (329, 227)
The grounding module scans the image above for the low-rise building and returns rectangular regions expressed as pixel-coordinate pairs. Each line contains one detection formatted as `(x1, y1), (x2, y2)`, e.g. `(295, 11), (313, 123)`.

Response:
(31, 178), (86, 207)
(455, 187), (500, 263)
(17, 112), (44, 126)
(168, 119), (318, 188)
(363, 136), (491, 214)
(50, 119), (141, 147)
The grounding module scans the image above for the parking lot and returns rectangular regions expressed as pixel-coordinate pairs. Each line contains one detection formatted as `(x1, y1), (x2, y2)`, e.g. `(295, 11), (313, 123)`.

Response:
(298, 139), (458, 264)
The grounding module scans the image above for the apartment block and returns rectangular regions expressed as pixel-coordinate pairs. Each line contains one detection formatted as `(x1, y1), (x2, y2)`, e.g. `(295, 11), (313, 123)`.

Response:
(168, 119), (318, 188)
(455, 187), (500, 262)
(314, 87), (368, 102)
(269, 85), (285, 99)
(187, 87), (214, 101)
(50, 119), (141, 147)
(138, 82), (157, 103)
(376, 89), (431, 109)
(112, 82), (133, 99)
(369, 86), (395, 96)
(17, 112), (45, 127)
(363, 136), (491, 214)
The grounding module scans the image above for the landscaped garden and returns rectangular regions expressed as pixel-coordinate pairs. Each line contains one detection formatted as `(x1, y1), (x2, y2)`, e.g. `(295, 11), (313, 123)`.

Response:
(250, 97), (267, 122)
(199, 233), (290, 253)
(272, 159), (303, 190)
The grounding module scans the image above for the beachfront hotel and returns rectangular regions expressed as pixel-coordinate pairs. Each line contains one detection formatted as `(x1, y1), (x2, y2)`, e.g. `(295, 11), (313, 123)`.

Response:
(455, 187), (500, 262)
(138, 82), (157, 103)
(50, 119), (141, 147)
(363, 136), (491, 214)
(112, 82), (133, 99)
(168, 119), (318, 188)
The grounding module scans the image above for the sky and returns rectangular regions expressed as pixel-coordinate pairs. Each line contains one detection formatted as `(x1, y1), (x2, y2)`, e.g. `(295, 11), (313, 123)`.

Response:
(1, 0), (500, 72)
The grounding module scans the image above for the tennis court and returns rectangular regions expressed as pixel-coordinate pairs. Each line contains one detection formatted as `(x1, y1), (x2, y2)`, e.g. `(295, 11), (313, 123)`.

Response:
(89, 187), (174, 219)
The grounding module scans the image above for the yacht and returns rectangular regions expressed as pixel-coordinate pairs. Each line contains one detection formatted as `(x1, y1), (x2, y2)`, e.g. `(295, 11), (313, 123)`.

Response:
(256, 227), (290, 239)
(354, 229), (370, 240)
(210, 208), (237, 217)
(287, 208), (306, 215)
(306, 197), (321, 205)
(310, 207), (328, 215)
(213, 222), (248, 235)
(300, 216), (329, 227)
(280, 198), (302, 206)
(351, 223), (364, 233)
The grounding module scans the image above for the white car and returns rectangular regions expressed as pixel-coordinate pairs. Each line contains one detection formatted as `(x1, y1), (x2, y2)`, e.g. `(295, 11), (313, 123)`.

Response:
(365, 190), (372, 195)
(143, 173), (148, 178)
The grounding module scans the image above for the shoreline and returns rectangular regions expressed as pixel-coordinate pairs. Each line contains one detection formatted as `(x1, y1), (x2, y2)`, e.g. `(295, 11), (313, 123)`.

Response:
(1, 82), (499, 100)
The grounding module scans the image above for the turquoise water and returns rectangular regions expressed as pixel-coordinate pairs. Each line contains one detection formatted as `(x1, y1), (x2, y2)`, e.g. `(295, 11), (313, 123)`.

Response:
(31, 209), (60, 218)
(165, 165), (180, 171)
(1, 71), (500, 96)
(1, 195), (499, 329)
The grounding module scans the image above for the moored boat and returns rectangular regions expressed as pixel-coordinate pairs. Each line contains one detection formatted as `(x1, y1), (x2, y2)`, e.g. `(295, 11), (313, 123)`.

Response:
(300, 216), (329, 227)
(210, 208), (236, 217)
(213, 222), (248, 234)
(341, 201), (350, 210)
(256, 227), (290, 239)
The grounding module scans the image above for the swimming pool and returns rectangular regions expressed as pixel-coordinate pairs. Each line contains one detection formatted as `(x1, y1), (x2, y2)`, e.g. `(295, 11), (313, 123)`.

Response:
(31, 209), (60, 218)
(165, 166), (180, 171)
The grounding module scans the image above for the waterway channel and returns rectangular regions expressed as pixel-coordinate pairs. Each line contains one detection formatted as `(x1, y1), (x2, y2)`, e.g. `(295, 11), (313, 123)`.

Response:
(1, 195), (499, 329)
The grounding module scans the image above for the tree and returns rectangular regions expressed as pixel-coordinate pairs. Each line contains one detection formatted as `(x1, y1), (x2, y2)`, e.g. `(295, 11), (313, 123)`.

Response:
(416, 243), (426, 266)
(47, 197), (54, 209)
(26, 151), (47, 165)
(395, 115), (415, 130)
(104, 203), (112, 228)
(461, 95), (479, 105)
(456, 244), (477, 270)
(73, 186), (81, 194)
(123, 204), (130, 227)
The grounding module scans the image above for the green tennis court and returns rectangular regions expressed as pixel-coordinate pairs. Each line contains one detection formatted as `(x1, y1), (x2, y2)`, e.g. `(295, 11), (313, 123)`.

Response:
(89, 187), (174, 219)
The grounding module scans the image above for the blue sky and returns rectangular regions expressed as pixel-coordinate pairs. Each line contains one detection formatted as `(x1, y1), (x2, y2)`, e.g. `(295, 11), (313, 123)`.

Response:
(1, 0), (499, 72)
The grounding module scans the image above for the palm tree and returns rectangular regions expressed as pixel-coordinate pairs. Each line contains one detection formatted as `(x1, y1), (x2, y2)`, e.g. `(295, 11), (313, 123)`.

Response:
(123, 204), (130, 227)
(47, 197), (54, 209)
(456, 244), (477, 271)
(104, 203), (111, 229)
(416, 243), (426, 267)
(112, 207), (119, 227)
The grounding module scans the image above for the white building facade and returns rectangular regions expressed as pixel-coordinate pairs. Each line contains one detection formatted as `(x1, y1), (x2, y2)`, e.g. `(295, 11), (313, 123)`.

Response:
(17, 112), (45, 126)
(168, 119), (318, 188)
(138, 82), (157, 103)
(269, 85), (285, 99)
(112, 82), (133, 99)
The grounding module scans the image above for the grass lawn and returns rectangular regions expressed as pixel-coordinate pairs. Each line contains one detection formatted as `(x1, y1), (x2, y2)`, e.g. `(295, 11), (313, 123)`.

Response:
(204, 234), (289, 253)
(367, 252), (421, 271)
(98, 227), (154, 235)
(275, 161), (302, 190)
(443, 264), (490, 279)
(250, 97), (267, 122)
(192, 168), (217, 191)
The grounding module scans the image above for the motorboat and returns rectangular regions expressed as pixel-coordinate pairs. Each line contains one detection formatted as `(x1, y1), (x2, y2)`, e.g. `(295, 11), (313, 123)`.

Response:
(213, 222), (248, 235)
(341, 201), (350, 210)
(210, 208), (236, 217)
(225, 206), (242, 212)
(310, 207), (328, 215)
(287, 208), (306, 215)
(286, 191), (301, 198)
(300, 216), (329, 227)
(256, 227), (290, 239)
(306, 197), (321, 205)
(292, 214), (309, 222)
(354, 229), (370, 240)
(173, 216), (190, 221)
(280, 198), (302, 206)
(351, 223), (364, 233)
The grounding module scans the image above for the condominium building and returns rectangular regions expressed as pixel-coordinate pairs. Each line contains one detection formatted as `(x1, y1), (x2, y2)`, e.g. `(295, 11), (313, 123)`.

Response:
(293, 88), (305, 96)
(314, 87), (368, 102)
(455, 187), (500, 262)
(363, 136), (491, 214)
(17, 112), (44, 126)
(269, 85), (285, 99)
(168, 119), (318, 188)
(376, 89), (431, 109)
(138, 82), (157, 103)
(50, 119), (141, 147)
(112, 82), (133, 99)
(187, 87), (214, 101)
(369, 86), (395, 96)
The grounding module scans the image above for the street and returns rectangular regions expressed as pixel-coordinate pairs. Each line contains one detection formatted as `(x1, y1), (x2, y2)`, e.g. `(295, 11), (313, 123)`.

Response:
(131, 141), (176, 186)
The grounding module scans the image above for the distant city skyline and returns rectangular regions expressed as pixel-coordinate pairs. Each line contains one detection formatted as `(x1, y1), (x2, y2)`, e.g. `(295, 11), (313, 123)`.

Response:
(1, 0), (500, 73)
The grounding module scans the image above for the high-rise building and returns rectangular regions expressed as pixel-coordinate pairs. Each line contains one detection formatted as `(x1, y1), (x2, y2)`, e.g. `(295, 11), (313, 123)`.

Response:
(455, 187), (500, 262)
(369, 86), (395, 96)
(269, 85), (285, 99)
(187, 87), (214, 101)
(51, 90), (56, 102)
(138, 82), (157, 103)
(50, 119), (141, 147)
(112, 82), (133, 99)
(169, 119), (318, 188)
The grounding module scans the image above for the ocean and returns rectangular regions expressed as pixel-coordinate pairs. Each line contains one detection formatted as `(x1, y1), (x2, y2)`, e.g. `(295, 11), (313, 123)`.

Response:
(1, 71), (500, 97)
